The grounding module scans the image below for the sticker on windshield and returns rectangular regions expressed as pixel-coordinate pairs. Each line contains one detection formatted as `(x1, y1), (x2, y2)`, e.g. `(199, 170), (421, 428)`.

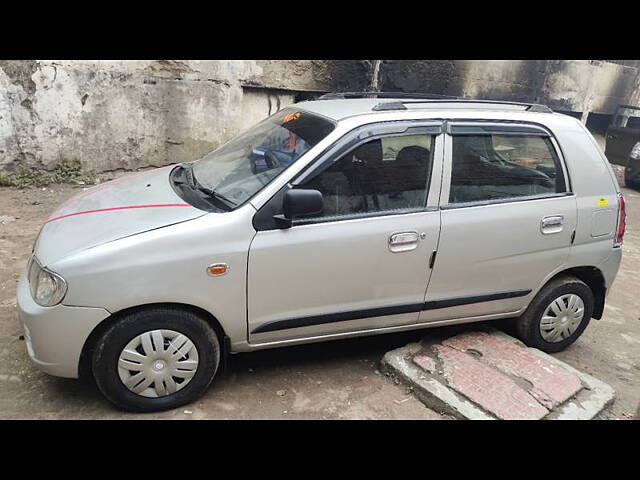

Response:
(597, 197), (609, 206)
(282, 112), (301, 123)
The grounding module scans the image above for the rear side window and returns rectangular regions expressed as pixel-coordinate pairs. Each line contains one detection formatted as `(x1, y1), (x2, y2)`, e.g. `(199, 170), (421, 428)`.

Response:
(449, 134), (566, 204)
(302, 133), (434, 219)
(613, 106), (640, 129)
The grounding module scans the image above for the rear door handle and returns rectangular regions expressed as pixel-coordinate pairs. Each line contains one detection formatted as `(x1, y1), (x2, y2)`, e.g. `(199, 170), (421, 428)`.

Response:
(389, 231), (419, 252)
(541, 215), (564, 234)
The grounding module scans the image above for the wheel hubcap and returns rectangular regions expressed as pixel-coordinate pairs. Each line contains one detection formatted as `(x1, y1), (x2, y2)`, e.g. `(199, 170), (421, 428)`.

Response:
(118, 329), (199, 398)
(540, 294), (585, 343)
(153, 361), (165, 371)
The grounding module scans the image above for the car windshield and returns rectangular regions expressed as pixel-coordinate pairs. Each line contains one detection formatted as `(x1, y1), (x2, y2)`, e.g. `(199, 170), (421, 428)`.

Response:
(191, 108), (335, 206)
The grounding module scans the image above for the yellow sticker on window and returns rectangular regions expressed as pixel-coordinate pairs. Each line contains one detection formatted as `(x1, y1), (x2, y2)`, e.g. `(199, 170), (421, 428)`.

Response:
(597, 198), (609, 206)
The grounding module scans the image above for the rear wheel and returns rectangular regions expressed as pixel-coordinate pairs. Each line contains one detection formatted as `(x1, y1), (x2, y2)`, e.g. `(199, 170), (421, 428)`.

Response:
(92, 307), (220, 412)
(515, 276), (593, 353)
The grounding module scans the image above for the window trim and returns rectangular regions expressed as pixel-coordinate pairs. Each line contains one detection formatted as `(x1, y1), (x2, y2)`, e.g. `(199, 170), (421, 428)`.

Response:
(252, 120), (444, 231)
(293, 206), (440, 227)
(440, 191), (574, 210)
(448, 123), (551, 136)
(440, 120), (572, 209)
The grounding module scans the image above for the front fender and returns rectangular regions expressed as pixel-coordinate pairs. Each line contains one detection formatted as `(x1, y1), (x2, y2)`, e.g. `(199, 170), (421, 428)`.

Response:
(50, 206), (257, 346)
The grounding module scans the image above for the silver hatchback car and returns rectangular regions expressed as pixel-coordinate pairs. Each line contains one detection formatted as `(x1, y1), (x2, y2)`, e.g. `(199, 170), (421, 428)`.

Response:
(17, 93), (626, 411)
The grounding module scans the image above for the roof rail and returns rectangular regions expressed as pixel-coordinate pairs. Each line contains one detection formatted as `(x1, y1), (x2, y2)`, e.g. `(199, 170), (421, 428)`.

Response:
(371, 99), (553, 114)
(316, 92), (553, 113)
(318, 91), (458, 100)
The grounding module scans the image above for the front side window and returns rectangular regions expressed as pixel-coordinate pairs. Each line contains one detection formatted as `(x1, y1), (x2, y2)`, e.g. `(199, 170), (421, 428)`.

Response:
(449, 134), (566, 204)
(192, 109), (334, 207)
(301, 133), (434, 220)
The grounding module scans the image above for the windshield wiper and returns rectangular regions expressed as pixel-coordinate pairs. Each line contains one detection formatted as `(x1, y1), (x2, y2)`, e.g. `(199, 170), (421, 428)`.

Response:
(181, 163), (237, 210)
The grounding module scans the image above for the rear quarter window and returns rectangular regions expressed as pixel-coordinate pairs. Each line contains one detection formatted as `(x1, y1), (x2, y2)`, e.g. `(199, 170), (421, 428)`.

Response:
(449, 134), (566, 204)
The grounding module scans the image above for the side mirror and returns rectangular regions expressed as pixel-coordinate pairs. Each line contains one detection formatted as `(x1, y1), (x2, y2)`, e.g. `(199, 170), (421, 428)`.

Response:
(274, 189), (323, 229)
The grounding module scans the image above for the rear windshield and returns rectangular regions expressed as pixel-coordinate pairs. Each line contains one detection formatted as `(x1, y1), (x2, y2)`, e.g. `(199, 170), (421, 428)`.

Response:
(192, 109), (335, 206)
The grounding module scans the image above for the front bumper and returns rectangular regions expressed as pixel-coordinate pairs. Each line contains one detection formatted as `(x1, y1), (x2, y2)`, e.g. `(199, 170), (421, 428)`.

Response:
(16, 269), (110, 378)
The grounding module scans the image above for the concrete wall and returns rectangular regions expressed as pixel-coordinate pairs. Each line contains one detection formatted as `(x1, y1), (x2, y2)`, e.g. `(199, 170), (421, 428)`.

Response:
(379, 60), (640, 115)
(0, 60), (351, 173)
(1, 60), (639, 174)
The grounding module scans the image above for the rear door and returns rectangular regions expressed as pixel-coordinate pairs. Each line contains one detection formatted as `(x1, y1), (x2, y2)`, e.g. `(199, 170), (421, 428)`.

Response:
(420, 122), (577, 323)
(248, 122), (443, 344)
(606, 105), (640, 166)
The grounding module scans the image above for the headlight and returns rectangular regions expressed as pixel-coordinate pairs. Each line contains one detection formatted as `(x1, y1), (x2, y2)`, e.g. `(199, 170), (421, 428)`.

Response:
(27, 256), (67, 307)
(631, 142), (640, 160)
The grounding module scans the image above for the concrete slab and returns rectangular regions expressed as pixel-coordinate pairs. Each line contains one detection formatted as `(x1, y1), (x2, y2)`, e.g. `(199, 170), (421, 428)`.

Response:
(381, 327), (615, 420)
(442, 331), (583, 409)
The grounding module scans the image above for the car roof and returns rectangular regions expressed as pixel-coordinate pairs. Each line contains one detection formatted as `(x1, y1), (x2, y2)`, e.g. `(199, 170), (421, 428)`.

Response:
(294, 98), (564, 124)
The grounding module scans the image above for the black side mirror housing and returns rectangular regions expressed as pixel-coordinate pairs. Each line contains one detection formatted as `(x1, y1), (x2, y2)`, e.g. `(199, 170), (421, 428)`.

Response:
(273, 188), (323, 229)
(283, 188), (323, 218)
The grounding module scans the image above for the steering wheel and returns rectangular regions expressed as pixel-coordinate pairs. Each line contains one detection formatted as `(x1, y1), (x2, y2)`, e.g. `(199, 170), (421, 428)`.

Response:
(264, 151), (282, 169)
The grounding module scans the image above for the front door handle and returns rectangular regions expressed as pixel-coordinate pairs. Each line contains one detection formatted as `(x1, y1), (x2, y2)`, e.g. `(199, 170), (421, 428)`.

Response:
(541, 215), (564, 234)
(389, 231), (419, 252)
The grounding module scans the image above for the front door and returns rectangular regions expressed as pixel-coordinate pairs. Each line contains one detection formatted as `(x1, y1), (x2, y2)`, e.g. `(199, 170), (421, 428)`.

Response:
(248, 124), (443, 344)
(421, 122), (577, 323)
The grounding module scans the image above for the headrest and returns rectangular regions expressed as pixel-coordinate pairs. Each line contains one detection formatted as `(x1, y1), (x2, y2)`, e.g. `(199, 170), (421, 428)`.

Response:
(396, 145), (430, 164)
(353, 140), (383, 163)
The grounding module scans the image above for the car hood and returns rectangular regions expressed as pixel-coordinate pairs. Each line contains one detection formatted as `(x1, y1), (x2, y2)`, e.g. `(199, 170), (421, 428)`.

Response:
(34, 165), (207, 266)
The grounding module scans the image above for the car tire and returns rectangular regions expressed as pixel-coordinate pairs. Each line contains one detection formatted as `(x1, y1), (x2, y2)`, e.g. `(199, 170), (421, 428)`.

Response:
(515, 276), (593, 353)
(624, 164), (639, 189)
(92, 307), (220, 412)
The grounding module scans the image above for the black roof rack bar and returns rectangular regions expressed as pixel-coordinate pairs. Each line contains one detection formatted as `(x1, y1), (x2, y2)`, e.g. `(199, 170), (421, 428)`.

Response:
(317, 92), (553, 113)
(318, 91), (459, 100)
(371, 99), (553, 114)
(616, 104), (640, 111)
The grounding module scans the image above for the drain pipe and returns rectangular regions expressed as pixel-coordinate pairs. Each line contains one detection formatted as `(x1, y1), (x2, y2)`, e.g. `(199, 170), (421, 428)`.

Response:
(367, 60), (383, 92)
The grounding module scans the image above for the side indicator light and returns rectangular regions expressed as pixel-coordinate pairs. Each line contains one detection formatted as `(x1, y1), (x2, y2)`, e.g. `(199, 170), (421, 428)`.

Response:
(207, 263), (229, 276)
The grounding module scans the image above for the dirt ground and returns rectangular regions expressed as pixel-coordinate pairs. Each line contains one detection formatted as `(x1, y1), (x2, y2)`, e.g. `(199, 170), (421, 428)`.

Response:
(1, 177), (639, 419)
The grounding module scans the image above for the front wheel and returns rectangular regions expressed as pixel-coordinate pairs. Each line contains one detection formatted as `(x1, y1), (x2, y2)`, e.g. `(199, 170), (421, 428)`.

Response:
(624, 158), (640, 189)
(92, 307), (220, 412)
(515, 276), (593, 353)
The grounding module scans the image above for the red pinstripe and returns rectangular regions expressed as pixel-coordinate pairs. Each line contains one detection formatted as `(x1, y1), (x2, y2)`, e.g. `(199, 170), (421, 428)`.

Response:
(48, 165), (175, 218)
(45, 203), (191, 224)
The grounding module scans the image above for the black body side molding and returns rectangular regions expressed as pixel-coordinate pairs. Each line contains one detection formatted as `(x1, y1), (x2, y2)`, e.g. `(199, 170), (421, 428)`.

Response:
(422, 290), (531, 310)
(251, 303), (424, 334)
(251, 289), (532, 334)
